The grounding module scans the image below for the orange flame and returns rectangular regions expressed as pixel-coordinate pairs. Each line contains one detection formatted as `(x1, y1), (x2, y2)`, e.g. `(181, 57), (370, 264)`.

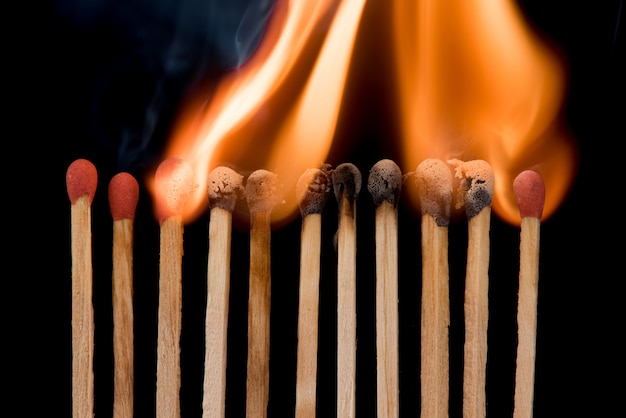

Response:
(392, 0), (578, 225)
(162, 0), (367, 225)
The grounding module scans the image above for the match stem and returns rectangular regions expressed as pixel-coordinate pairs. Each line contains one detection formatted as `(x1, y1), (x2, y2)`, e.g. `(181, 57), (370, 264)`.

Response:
(462, 207), (491, 418)
(246, 211), (272, 418)
(112, 218), (135, 418)
(421, 214), (450, 418)
(156, 215), (184, 418)
(513, 216), (540, 418)
(203, 207), (233, 418)
(71, 195), (95, 418)
(375, 200), (399, 418)
(337, 195), (357, 418)
(295, 213), (323, 418)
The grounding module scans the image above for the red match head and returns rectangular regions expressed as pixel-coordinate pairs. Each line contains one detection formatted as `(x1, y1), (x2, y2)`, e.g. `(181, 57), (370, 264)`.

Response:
(154, 157), (194, 224)
(513, 170), (545, 219)
(109, 172), (139, 221)
(66, 158), (98, 205)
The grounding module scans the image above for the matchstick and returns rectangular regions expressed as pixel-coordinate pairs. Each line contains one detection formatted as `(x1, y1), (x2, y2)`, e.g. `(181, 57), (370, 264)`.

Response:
(512, 170), (545, 418)
(448, 158), (494, 418)
(109, 172), (139, 418)
(66, 158), (98, 418)
(154, 157), (194, 418)
(415, 158), (453, 418)
(294, 166), (332, 418)
(331, 162), (361, 418)
(367, 159), (403, 418)
(203, 166), (244, 418)
(244, 169), (282, 418)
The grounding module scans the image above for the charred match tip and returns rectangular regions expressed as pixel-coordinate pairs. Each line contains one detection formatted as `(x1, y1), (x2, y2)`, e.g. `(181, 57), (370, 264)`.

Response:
(66, 158), (98, 205)
(448, 159), (494, 219)
(414, 158), (453, 226)
(245, 169), (283, 214)
(208, 166), (244, 212)
(332, 163), (361, 207)
(108, 172), (139, 221)
(296, 166), (332, 216)
(367, 159), (403, 207)
(513, 170), (545, 219)
(154, 157), (194, 224)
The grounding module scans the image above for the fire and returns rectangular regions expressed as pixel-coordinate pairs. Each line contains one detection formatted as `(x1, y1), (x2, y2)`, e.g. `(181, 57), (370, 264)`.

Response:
(158, 0), (577, 226)
(391, 0), (578, 225)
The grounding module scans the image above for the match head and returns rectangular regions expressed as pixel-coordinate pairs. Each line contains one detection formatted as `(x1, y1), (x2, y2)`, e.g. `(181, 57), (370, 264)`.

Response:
(367, 159), (403, 207)
(208, 166), (244, 212)
(296, 166), (332, 216)
(414, 158), (453, 226)
(513, 170), (545, 219)
(448, 159), (494, 219)
(154, 157), (194, 224)
(108, 172), (139, 221)
(244, 169), (283, 214)
(66, 158), (98, 205)
(331, 163), (361, 206)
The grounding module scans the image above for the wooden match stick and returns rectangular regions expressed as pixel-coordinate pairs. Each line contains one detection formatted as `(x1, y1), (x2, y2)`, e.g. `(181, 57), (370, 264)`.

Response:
(244, 169), (282, 418)
(109, 172), (139, 418)
(66, 158), (98, 418)
(154, 157), (194, 418)
(331, 163), (361, 418)
(203, 166), (244, 418)
(294, 166), (332, 418)
(448, 159), (494, 418)
(367, 159), (403, 418)
(415, 158), (453, 418)
(512, 170), (545, 418)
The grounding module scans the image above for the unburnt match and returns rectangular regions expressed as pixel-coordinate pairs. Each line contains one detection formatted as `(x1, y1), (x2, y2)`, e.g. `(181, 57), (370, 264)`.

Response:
(108, 172), (139, 418)
(203, 166), (244, 418)
(245, 169), (283, 418)
(332, 162), (361, 418)
(66, 158), (98, 418)
(448, 158), (494, 418)
(512, 170), (545, 418)
(154, 157), (194, 418)
(294, 166), (332, 418)
(367, 159), (402, 418)
(415, 158), (453, 418)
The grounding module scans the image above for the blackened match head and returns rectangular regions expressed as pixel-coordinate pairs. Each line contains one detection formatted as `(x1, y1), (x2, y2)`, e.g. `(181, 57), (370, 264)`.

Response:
(414, 158), (453, 226)
(296, 166), (332, 216)
(208, 166), (244, 212)
(66, 158), (98, 205)
(367, 159), (403, 207)
(448, 159), (494, 219)
(332, 163), (361, 206)
(108, 172), (139, 221)
(245, 169), (283, 214)
(513, 170), (545, 219)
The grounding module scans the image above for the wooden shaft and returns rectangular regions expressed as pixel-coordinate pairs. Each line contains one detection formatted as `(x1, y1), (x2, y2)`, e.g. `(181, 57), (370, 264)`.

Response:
(421, 214), (450, 418)
(112, 218), (135, 418)
(156, 215), (184, 418)
(71, 195), (95, 418)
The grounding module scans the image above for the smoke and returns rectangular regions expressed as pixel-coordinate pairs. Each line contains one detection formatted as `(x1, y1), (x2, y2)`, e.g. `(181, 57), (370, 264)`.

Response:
(54, 0), (275, 171)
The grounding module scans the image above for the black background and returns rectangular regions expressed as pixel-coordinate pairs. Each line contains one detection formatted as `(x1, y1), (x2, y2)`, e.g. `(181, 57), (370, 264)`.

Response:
(13, 0), (624, 416)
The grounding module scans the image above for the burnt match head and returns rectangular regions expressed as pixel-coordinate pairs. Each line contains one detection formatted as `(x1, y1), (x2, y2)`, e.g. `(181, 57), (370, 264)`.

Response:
(108, 172), (139, 221)
(332, 163), (361, 207)
(367, 159), (403, 207)
(66, 158), (98, 205)
(513, 170), (545, 219)
(245, 169), (283, 214)
(154, 157), (194, 224)
(208, 166), (244, 212)
(414, 158), (453, 226)
(296, 166), (332, 216)
(448, 159), (494, 219)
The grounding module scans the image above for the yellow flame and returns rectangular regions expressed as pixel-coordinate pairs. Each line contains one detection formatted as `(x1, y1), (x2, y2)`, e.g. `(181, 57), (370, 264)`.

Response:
(392, 0), (577, 225)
